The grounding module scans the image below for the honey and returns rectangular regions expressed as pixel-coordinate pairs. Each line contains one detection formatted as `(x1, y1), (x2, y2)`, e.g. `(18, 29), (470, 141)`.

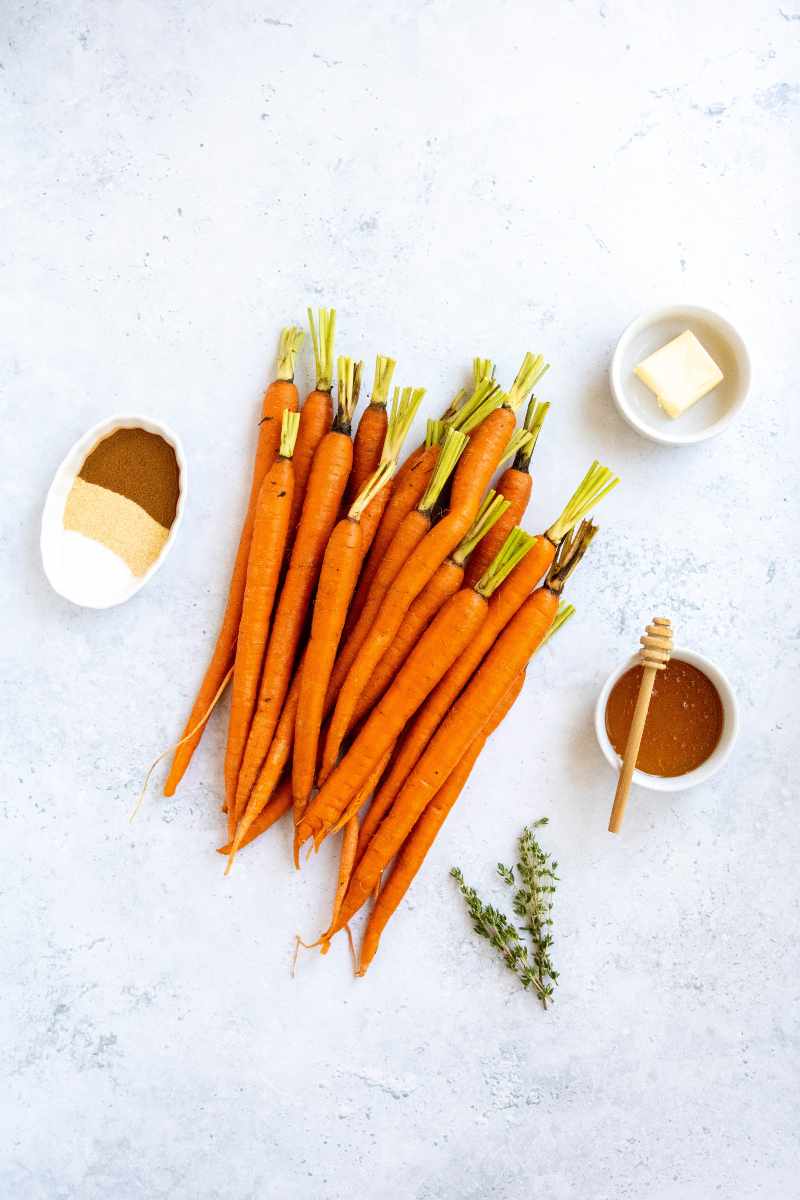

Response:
(605, 658), (723, 777)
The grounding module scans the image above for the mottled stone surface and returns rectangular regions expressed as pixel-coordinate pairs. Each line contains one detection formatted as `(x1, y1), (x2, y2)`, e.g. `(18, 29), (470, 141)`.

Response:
(2, 2), (798, 1197)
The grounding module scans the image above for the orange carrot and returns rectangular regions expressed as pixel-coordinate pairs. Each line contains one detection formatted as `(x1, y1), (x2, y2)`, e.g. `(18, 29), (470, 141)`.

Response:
(355, 602), (575, 972)
(324, 355), (548, 776)
(327, 525), (595, 935)
(319, 425), (468, 780)
(223, 410), (300, 822)
(365, 464), (618, 824)
(297, 528), (537, 855)
(164, 326), (304, 796)
(349, 491), (511, 730)
(346, 354), (395, 506)
(464, 396), (549, 589)
(345, 441), (438, 631)
(217, 776), (292, 855)
(233, 355), (361, 818)
(290, 389), (422, 820)
(288, 308), (336, 534)
(358, 670), (526, 975)
(322, 742), (394, 948)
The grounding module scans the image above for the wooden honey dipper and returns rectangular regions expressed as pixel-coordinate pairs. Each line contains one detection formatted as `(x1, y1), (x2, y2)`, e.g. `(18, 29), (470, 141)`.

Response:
(608, 617), (673, 834)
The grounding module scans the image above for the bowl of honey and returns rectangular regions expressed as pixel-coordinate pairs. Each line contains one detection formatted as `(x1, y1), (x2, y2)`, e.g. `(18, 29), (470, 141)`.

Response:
(594, 648), (738, 791)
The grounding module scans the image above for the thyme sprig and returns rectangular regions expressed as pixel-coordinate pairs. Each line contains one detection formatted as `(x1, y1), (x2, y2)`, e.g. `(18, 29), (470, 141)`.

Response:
(451, 819), (559, 1009)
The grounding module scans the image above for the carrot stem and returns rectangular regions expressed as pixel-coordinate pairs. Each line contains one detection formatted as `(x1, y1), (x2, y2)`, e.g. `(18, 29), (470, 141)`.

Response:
(449, 377), (502, 434)
(451, 491), (510, 567)
(381, 388), (426, 466)
(545, 462), (619, 544)
(279, 410), (301, 458)
(473, 357), (494, 384)
(474, 528), (537, 599)
(506, 352), (549, 412)
(497, 428), (534, 473)
(276, 326), (305, 382)
(440, 387), (467, 422)
(334, 356), (363, 435)
(513, 397), (549, 471)
(543, 600), (576, 643)
(417, 427), (467, 514)
(371, 355), (397, 407)
(307, 307), (336, 391)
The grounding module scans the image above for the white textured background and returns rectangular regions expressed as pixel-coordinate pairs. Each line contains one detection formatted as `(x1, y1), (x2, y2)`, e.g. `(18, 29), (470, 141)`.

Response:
(2, 2), (799, 1197)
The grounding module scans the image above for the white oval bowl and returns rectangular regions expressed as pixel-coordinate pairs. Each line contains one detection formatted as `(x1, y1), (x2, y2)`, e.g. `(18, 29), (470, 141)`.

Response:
(41, 414), (187, 609)
(594, 647), (738, 792)
(609, 305), (751, 446)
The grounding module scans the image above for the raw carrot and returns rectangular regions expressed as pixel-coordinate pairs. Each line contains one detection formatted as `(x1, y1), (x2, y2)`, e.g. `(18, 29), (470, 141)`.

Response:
(367, 463), (619, 823)
(289, 308), (336, 534)
(164, 327), (304, 796)
(345, 440), (438, 631)
(217, 776), (292, 855)
(327, 525), (595, 934)
(356, 603), (575, 972)
(324, 354), (547, 777)
(297, 528), (537, 855)
(464, 396), (549, 589)
(233, 356), (361, 818)
(290, 390), (422, 820)
(349, 491), (511, 729)
(346, 354), (396, 505)
(231, 387), (424, 858)
(319, 426), (468, 780)
(358, 671), (526, 975)
(322, 742), (394, 948)
(223, 410), (300, 824)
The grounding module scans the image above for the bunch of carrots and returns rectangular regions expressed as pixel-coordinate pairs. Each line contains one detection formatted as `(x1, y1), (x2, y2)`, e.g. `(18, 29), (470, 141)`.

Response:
(162, 310), (619, 974)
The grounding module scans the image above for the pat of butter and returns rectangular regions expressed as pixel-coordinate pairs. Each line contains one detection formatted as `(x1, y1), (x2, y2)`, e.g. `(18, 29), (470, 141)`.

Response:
(634, 330), (723, 419)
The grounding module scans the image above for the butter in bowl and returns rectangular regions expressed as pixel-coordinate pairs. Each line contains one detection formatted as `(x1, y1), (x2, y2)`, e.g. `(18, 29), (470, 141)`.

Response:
(41, 415), (187, 608)
(609, 304), (751, 446)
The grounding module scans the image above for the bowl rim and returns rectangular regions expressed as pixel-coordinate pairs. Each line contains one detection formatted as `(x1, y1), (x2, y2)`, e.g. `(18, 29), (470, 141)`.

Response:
(593, 645), (739, 792)
(609, 303), (751, 446)
(40, 412), (187, 609)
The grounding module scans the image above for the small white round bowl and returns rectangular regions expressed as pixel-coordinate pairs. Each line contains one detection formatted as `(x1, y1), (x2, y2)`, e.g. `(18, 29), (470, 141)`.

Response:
(609, 305), (751, 446)
(594, 647), (738, 792)
(41, 413), (187, 609)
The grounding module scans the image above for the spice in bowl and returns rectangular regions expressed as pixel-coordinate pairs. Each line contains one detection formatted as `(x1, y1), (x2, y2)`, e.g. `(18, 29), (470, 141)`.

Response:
(605, 657), (723, 777)
(63, 427), (180, 577)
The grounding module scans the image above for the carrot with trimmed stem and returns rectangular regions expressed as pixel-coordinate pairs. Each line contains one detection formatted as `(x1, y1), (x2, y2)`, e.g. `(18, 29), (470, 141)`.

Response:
(230, 389), (424, 855)
(346, 354), (396, 505)
(289, 308), (336, 534)
(223, 410), (300, 821)
(325, 354), (548, 777)
(345, 368), (488, 631)
(356, 604), (575, 972)
(297, 528), (537, 856)
(366, 464), (618, 828)
(464, 396), (549, 589)
(233, 356), (362, 817)
(319, 425), (468, 780)
(345, 440), (438, 631)
(164, 327), (303, 796)
(289, 390), (423, 822)
(349, 491), (511, 729)
(327, 526), (596, 936)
